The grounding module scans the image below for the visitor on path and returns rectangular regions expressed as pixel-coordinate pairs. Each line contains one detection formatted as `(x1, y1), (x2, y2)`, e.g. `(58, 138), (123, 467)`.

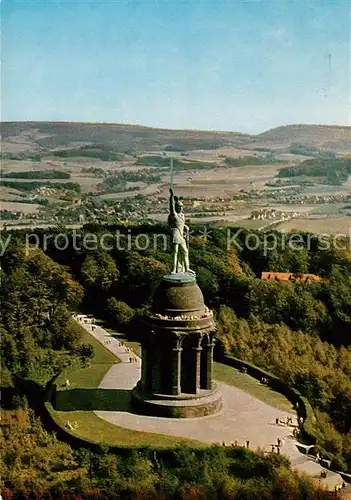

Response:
(246, 440), (250, 448)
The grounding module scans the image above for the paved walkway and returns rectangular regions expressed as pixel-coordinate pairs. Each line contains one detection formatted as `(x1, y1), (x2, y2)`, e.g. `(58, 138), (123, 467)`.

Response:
(98, 363), (298, 450)
(75, 314), (141, 366)
(76, 314), (344, 491)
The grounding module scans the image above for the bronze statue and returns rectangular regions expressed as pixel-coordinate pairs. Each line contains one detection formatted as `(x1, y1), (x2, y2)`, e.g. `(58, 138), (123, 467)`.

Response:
(168, 188), (194, 275)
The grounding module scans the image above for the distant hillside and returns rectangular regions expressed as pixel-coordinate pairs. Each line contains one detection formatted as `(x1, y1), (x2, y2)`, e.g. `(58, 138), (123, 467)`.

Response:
(1, 122), (350, 156)
(0, 121), (249, 155)
(242, 124), (351, 154)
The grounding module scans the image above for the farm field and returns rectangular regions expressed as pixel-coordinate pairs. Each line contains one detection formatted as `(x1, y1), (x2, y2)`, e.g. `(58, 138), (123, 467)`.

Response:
(0, 201), (41, 213)
(275, 217), (351, 236)
(1, 123), (350, 238)
(0, 186), (26, 200)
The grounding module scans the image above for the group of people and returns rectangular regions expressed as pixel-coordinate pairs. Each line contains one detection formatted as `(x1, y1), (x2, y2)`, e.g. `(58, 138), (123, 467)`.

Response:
(102, 336), (139, 363)
(276, 416), (294, 426)
(216, 441), (250, 448)
(270, 437), (284, 454)
(217, 439), (284, 453)
(333, 482), (347, 495)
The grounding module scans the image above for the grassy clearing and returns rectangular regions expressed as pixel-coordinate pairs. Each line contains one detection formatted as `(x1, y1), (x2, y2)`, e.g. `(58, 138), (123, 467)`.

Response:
(213, 363), (295, 414)
(52, 324), (293, 448)
(56, 323), (118, 388)
(55, 388), (132, 411)
(77, 325), (118, 365)
(51, 325), (201, 448)
(49, 406), (203, 449)
(56, 364), (113, 389)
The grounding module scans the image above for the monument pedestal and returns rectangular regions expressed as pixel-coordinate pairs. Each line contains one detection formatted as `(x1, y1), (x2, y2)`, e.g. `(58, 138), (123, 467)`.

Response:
(131, 272), (223, 418)
(132, 385), (222, 418)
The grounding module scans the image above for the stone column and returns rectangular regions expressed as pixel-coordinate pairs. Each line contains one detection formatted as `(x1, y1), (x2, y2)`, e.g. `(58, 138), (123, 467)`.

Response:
(171, 337), (182, 395)
(151, 345), (161, 393)
(190, 337), (202, 394)
(141, 344), (148, 390)
(145, 343), (154, 392)
(203, 341), (215, 390)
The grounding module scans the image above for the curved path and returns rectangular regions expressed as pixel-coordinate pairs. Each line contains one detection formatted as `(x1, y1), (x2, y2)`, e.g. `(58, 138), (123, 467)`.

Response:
(98, 363), (298, 452)
(77, 315), (345, 491)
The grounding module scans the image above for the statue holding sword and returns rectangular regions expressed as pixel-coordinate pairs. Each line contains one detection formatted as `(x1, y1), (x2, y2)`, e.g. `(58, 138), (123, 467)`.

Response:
(168, 158), (195, 275)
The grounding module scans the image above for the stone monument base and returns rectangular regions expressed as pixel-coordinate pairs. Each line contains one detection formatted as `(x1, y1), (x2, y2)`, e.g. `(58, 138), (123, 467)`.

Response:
(132, 384), (223, 418)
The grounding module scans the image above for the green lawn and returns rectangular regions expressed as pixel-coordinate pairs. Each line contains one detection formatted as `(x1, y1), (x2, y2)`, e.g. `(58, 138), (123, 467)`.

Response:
(56, 364), (114, 389)
(56, 323), (118, 388)
(52, 323), (294, 448)
(213, 363), (295, 414)
(53, 324), (201, 448)
(77, 326), (118, 365)
(48, 405), (203, 449)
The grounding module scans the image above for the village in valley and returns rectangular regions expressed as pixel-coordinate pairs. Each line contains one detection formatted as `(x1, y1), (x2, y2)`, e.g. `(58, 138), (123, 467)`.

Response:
(1, 123), (350, 237)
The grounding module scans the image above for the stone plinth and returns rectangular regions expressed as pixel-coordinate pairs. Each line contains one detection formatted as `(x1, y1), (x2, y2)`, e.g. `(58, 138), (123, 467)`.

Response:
(131, 272), (223, 418)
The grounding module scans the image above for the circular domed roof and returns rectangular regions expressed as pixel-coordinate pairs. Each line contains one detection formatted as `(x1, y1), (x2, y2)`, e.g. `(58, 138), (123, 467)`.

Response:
(151, 273), (206, 318)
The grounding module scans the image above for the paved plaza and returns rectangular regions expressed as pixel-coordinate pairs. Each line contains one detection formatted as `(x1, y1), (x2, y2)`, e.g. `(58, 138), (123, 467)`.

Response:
(77, 315), (345, 490)
(78, 315), (299, 455)
(98, 363), (299, 453)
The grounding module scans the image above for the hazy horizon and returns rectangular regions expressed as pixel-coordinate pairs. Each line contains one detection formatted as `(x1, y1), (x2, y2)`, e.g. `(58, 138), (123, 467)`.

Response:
(2, 0), (350, 134)
(1, 119), (350, 136)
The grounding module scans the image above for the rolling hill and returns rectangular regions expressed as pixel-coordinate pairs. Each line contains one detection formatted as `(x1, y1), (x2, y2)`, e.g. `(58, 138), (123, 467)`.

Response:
(1, 122), (350, 156)
(242, 124), (351, 154)
(0, 121), (249, 155)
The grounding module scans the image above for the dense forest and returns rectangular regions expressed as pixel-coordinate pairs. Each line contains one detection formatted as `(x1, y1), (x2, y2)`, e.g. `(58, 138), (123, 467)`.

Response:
(98, 169), (162, 194)
(1, 170), (71, 179)
(278, 158), (351, 185)
(2, 402), (332, 499)
(53, 145), (124, 162)
(0, 180), (81, 193)
(224, 156), (286, 167)
(1, 224), (350, 497)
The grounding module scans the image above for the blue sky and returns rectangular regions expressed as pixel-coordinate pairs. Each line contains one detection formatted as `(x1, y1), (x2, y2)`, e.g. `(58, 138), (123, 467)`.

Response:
(2, 0), (350, 133)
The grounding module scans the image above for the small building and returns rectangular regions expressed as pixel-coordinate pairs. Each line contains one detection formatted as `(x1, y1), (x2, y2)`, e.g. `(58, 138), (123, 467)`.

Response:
(182, 200), (194, 207)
